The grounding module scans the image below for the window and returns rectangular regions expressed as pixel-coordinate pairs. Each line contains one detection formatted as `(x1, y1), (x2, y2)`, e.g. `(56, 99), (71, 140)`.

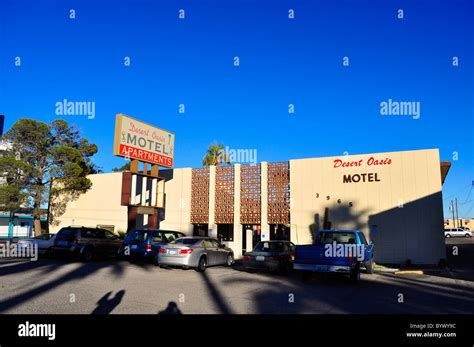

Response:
(286, 242), (296, 252)
(81, 229), (97, 238)
(104, 231), (117, 240)
(170, 238), (199, 246)
(81, 228), (105, 239)
(125, 230), (149, 243)
(210, 239), (221, 248)
(152, 231), (163, 243)
(163, 233), (176, 243)
(317, 232), (357, 244)
(217, 224), (234, 242)
(56, 228), (78, 240)
(202, 240), (214, 248)
(95, 229), (106, 239)
(255, 242), (285, 252)
(358, 232), (368, 245)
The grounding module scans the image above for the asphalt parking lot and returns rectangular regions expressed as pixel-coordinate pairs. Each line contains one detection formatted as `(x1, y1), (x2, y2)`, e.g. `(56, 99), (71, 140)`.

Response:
(0, 238), (473, 314)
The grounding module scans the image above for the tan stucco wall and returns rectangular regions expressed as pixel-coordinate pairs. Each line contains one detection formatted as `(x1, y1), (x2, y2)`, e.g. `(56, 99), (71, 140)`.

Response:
(159, 168), (193, 235)
(54, 148), (447, 265)
(54, 173), (128, 233)
(290, 149), (446, 264)
(444, 219), (473, 229)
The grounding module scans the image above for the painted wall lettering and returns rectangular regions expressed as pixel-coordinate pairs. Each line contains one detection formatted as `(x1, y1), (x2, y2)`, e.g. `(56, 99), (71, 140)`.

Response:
(334, 156), (392, 168)
(343, 173), (381, 183)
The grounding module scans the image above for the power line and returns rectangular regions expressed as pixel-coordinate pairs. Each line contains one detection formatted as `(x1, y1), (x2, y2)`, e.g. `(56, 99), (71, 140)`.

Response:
(443, 184), (471, 201)
(462, 185), (473, 204)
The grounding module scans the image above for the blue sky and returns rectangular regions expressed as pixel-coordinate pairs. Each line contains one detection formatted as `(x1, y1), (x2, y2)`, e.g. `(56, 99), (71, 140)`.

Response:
(0, 0), (473, 218)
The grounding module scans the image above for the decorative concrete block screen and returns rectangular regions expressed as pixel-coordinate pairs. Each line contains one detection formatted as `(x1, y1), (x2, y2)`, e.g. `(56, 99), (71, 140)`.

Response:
(215, 166), (235, 224)
(268, 162), (290, 224)
(191, 167), (210, 224)
(240, 164), (261, 224)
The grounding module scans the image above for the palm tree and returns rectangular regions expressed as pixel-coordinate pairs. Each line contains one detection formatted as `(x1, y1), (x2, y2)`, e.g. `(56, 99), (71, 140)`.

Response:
(202, 143), (231, 166)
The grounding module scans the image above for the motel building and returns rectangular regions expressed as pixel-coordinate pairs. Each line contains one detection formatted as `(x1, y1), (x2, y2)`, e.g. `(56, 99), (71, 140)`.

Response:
(55, 147), (451, 265)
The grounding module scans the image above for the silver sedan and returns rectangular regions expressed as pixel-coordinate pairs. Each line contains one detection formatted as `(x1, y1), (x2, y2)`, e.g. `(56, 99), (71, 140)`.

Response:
(17, 233), (56, 255)
(158, 237), (234, 272)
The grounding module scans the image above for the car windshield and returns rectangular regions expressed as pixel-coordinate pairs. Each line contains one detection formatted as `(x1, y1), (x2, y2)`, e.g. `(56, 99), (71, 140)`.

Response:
(55, 228), (77, 240)
(318, 232), (357, 244)
(169, 238), (199, 245)
(125, 230), (149, 243)
(254, 242), (285, 252)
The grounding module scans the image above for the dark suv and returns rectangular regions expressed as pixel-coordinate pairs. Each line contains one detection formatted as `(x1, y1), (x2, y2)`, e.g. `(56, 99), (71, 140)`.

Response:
(119, 229), (186, 264)
(52, 226), (122, 261)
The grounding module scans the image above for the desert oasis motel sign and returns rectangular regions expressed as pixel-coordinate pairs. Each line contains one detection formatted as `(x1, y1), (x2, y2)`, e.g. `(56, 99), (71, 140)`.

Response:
(113, 114), (175, 168)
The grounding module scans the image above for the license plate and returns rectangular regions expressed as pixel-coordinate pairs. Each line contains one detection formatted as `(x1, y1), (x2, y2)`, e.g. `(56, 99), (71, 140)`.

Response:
(169, 250), (177, 255)
(131, 245), (138, 250)
(256, 256), (265, 261)
(58, 241), (68, 247)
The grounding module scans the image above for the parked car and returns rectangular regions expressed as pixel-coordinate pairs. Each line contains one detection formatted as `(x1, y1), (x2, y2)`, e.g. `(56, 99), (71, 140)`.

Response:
(294, 230), (374, 284)
(444, 228), (472, 238)
(242, 240), (295, 273)
(158, 237), (234, 272)
(52, 226), (122, 261)
(17, 233), (56, 256)
(118, 229), (186, 264)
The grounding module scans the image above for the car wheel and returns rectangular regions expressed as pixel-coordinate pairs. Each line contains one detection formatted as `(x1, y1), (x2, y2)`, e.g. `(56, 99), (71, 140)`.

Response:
(446, 234), (451, 238)
(350, 263), (361, 284)
(365, 258), (374, 274)
(225, 253), (234, 267)
(81, 248), (94, 262)
(465, 234), (471, 238)
(195, 256), (207, 272)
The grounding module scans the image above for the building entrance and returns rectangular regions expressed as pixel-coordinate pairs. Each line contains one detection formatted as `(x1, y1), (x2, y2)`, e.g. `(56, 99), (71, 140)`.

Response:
(270, 224), (290, 241)
(193, 224), (208, 237)
(242, 224), (261, 254)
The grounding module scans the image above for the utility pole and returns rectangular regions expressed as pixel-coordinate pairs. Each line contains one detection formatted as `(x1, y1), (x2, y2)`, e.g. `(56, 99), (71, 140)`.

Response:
(451, 200), (456, 228)
(455, 198), (461, 229)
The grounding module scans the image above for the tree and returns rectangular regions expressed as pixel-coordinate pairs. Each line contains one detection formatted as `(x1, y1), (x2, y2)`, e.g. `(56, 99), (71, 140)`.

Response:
(202, 143), (231, 167)
(3, 119), (98, 235)
(0, 156), (32, 212)
(112, 162), (131, 172)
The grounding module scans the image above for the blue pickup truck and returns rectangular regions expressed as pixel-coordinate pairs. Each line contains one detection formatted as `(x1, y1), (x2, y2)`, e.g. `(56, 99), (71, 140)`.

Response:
(294, 230), (374, 284)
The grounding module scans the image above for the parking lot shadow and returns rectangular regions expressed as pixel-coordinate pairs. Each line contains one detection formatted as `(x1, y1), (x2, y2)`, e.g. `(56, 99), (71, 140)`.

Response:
(92, 290), (126, 314)
(0, 259), (128, 313)
(200, 271), (233, 314)
(221, 270), (474, 314)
